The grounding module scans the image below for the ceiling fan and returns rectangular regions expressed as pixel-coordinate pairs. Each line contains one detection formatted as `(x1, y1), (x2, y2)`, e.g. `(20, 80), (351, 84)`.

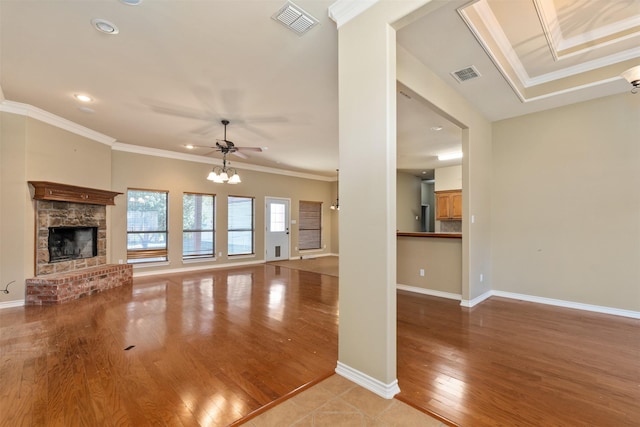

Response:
(193, 119), (263, 159)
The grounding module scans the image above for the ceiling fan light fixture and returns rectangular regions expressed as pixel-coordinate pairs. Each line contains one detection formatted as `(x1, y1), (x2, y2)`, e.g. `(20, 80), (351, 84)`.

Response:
(621, 65), (640, 94)
(228, 173), (241, 184)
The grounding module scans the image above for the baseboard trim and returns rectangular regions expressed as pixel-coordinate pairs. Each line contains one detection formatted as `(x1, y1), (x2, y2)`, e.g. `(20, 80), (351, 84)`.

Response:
(396, 284), (461, 301)
(460, 290), (492, 308)
(132, 259), (265, 277)
(335, 361), (400, 399)
(492, 290), (640, 319)
(0, 299), (25, 309)
(290, 252), (336, 261)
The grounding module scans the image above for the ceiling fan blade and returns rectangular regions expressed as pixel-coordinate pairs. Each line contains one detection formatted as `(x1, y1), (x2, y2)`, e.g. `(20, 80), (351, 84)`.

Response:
(237, 147), (263, 152)
(231, 151), (249, 159)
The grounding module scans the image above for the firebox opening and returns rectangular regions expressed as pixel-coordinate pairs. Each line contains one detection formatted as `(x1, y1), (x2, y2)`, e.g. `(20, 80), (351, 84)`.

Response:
(48, 226), (98, 263)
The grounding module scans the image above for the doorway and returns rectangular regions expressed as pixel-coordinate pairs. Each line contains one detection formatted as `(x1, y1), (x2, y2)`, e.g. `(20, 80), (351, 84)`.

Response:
(265, 197), (290, 261)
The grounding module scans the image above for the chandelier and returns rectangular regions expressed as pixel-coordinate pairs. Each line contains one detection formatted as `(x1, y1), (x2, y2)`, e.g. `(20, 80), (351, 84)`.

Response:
(206, 153), (241, 184)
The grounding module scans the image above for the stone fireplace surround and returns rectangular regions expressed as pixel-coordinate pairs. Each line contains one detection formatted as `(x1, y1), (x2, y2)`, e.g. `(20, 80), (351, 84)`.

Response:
(26, 181), (132, 305)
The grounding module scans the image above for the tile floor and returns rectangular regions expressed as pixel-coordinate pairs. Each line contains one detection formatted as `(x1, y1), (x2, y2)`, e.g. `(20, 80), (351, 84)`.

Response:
(244, 375), (447, 426)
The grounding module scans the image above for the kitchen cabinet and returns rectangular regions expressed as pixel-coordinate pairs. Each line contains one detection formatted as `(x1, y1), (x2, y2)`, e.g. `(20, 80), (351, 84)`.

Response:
(435, 190), (462, 220)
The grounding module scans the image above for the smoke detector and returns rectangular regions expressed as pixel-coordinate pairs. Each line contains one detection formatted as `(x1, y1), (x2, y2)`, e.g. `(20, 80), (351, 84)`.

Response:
(272, 1), (319, 35)
(451, 65), (481, 83)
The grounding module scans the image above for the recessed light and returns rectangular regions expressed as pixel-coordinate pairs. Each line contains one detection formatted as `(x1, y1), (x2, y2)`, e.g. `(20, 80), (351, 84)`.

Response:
(91, 18), (119, 35)
(119, 0), (143, 5)
(438, 152), (463, 161)
(74, 94), (93, 102)
(184, 144), (195, 150)
(430, 126), (443, 131)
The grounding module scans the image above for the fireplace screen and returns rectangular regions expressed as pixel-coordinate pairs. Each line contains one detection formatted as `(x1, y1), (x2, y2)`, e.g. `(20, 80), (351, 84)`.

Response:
(48, 226), (98, 263)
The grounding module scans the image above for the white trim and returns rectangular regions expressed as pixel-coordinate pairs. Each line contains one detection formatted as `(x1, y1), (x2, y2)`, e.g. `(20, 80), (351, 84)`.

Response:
(0, 100), (116, 145)
(291, 252), (338, 260)
(0, 97), (332, 182)
(460, 290), (492, 307)
(0, 299), (25, 310)
(492, 290), (640, 319)
(112, 142), (333, 182)
(335, 361), (400, 399)
(396, 284), (461, 301)
(535, 0), (640, 54)
(132, 259), (265, 277)
(328, 0), (379, 28)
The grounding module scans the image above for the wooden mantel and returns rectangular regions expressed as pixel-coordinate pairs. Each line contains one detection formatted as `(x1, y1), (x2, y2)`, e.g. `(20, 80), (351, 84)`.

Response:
(29, 181), (122, 206)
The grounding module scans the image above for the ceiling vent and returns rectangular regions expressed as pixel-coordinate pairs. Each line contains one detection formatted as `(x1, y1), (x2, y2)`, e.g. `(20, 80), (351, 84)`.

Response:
(272, 1), (319, 35)
(451, 66), (481, 83)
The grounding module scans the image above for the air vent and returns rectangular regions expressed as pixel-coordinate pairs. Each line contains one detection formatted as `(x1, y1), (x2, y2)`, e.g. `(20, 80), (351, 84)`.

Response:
(451, 66), (481, 83)
(272, 1), (319, 35)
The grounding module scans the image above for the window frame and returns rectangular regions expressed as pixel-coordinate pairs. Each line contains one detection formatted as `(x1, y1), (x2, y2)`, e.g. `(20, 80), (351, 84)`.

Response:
(126, 188), (169, 263)
(182, 192), (216, 260)
(227, 195), (255, 256)
(298, 200), (322, 250)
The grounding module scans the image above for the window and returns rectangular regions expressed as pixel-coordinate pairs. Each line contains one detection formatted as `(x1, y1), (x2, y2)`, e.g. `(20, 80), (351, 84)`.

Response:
(183, 193), (215, 259)
(270, 202), (286, 232)
(228, 196), (254, 255)
(299, 201), (321, 250)
(127, 189), (168, 263)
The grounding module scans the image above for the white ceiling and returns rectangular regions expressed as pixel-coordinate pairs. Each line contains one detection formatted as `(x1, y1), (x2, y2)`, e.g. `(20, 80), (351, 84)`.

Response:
(1, 0), (638, 179)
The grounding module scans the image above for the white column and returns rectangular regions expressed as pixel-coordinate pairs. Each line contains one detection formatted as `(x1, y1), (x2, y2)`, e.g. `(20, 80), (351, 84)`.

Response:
(331, 0), (430, 398)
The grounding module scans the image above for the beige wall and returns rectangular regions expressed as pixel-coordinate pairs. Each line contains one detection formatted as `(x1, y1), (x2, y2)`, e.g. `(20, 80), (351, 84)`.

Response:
(0, 113), (30, 304)
(492, 93), (640, 311)
(397, 46), (493, 302)
(397, 236), (462, 295)
(434, 165), (461, 191)
(396, 172), (421, 232)
(110, 150), (334, 272)
(0, 113), (112, 304)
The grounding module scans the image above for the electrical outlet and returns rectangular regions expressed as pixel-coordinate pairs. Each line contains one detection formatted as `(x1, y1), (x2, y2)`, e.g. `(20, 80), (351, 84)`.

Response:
(419, 269), (425, 277)
(218, 252), (223, 257)
(480, 273), (484, 282)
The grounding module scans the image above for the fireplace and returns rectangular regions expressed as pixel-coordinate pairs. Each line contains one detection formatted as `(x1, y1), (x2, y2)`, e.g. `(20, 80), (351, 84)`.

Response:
(27, 181), (131, 305)
(29, 181), (122, 276)
(48, 226), (98, 263)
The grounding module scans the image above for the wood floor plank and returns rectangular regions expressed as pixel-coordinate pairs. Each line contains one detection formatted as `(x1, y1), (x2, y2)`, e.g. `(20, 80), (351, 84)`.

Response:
(396, 292), (640, 426)
(2, 262), (637, 426)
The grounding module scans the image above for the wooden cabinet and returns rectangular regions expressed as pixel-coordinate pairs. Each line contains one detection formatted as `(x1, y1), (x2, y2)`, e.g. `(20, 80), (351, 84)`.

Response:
(435, 190), (462, 220)
(29, 181), (122, 206)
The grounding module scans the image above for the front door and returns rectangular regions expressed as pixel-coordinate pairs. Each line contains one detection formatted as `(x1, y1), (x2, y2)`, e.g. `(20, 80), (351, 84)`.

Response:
(265, 197), (290, 261)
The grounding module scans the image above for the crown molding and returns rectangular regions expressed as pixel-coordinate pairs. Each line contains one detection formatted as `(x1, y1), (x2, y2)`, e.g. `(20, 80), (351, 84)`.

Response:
(328, 0), (379, 28)
(0, 97), (333, 181)
(0, 100), (116, 146)
(112, 142), (334, 182)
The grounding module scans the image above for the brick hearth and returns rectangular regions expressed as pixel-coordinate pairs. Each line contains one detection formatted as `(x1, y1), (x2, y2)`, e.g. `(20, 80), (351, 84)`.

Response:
(26, 264), (132, 305)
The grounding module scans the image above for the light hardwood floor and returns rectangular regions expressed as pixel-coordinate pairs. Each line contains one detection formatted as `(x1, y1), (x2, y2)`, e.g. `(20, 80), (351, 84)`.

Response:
(1, 261), (638, 426)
